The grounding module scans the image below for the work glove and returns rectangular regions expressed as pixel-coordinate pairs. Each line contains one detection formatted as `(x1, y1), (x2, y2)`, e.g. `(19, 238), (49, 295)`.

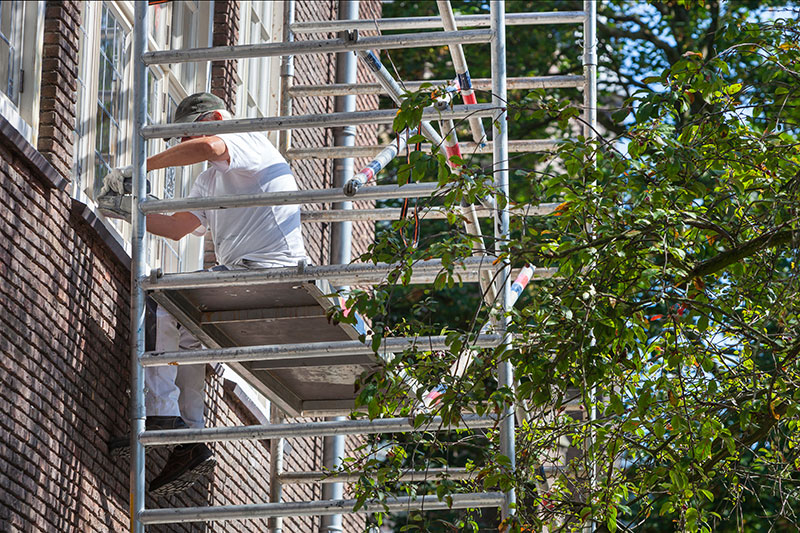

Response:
(96, 166), (153, 222)
(98, 165), (134, 197)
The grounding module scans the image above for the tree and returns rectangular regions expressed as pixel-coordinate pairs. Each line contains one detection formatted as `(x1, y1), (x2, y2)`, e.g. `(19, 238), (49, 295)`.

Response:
(333, 2), (800, 531)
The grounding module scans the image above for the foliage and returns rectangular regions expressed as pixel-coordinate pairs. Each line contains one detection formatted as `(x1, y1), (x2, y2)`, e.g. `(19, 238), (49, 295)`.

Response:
(329, 3), (800, 532)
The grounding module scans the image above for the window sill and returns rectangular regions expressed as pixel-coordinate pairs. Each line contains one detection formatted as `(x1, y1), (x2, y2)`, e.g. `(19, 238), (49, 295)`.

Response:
(70, 198), (132, 270)
(0, 113), (68, 191)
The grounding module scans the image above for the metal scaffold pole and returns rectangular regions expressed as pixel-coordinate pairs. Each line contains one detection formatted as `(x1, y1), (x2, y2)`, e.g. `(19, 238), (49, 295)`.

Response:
(278, 0), (295, 156)
(140, 414), (498, 446)
(141, 103), (496, 139)
(583, 1), (598, 531)
(323, 2), (360, 530)
(269, 405), (285, 533)
(491, 0), (516, 523)
(140, 493), (506, 525)
(289, 75), (584, 98)
(142, 29), (493, 64)
(584, 1), (598, 142)
(130, 3), (148, 532)
(287, 139), (560, 159)
(290, 11), (586, 33)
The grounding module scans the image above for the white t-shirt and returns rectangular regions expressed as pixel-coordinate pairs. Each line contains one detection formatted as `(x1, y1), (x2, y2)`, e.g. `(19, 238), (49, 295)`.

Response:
(188, 131), (308, 267)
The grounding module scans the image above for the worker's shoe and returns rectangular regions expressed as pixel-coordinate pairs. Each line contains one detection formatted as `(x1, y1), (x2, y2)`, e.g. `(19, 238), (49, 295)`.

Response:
(108, 416), (188, 460)
(149, 443), (216, 496)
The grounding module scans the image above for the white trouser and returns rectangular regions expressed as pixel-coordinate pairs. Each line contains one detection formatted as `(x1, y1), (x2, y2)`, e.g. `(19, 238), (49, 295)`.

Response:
(145, 307), (206, 428)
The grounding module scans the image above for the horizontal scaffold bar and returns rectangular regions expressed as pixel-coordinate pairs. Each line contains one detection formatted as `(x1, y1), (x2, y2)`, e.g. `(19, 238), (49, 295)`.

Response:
(280, 467), (474, 485)
(140, 334), (503, 367)
(287, 139), (560, 160)
(139, 493), (505, 525)
(290, 12), (586, 33)
(142, 257), (557, 290)
(142, 29), (492, 65)
(289, 75), (585, 97)
(141, 103), (497, 140)
(140, 182), (445, 214)
(299, 202), (560, 223)
(140, 414), (498, 446)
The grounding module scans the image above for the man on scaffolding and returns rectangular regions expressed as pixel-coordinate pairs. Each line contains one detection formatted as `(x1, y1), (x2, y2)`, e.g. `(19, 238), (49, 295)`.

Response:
(98, 92), (308, 496)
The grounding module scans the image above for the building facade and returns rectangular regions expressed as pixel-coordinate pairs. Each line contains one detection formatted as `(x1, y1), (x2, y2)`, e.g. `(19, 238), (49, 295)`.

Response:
(0, 1), (379, 531)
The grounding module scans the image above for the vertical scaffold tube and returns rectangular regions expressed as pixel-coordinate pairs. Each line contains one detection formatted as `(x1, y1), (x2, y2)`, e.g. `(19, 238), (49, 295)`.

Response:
(274, 9), (294, 527)
(269, 405), (286, 533)
(278, 0), (296, 155)
(324, 3), (359, 530)
(130, 3), (148, 532)
(583, 2), (598, 531)
(491, 0), (515, 522)
(436, 0), (488, 146)
(583, 0), (598, 143)
(330, 0), (358, 265)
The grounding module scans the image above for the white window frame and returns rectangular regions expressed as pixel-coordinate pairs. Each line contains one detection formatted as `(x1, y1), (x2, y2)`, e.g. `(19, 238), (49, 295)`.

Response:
(72, 0), (213, 274)
(236, 0), (283, 146)
(0, 1), (45, 144)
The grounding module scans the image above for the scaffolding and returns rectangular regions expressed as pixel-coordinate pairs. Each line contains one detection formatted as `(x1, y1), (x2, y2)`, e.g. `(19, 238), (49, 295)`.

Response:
(128, 0), (597, 531)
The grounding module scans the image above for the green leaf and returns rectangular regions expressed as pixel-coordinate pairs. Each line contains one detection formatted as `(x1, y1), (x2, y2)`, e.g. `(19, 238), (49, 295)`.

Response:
(686, 507), (699, 529)
(607, 507), (618, 533)
(565, 157), (583, 176)
(725, 83), (743, 95)
(612, 107), (630, 123)
(699, 489), (714, 502)
(393, 111), (407, 132)
(654, 419), (665, 439)
(368, 398), (379, 419)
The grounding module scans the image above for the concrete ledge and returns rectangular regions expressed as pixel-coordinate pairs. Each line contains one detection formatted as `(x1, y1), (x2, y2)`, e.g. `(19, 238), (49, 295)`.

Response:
(0, 114), (68, 191)
(70, 198), (131, 270)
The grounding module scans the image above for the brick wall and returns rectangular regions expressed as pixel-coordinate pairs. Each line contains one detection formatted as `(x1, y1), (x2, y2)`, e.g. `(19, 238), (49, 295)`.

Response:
(210, 0), (241, 111)
(291, 1), (380, 266)
(37, 1), (81, 180)
(0, 115), (131, 531)
(0, 1), (381, 531)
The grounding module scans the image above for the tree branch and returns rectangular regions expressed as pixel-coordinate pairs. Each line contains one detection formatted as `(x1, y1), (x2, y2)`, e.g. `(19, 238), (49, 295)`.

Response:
(684, 229), (795, 281)
(599, 22), (681, 65)
(703, 0), (721, 60)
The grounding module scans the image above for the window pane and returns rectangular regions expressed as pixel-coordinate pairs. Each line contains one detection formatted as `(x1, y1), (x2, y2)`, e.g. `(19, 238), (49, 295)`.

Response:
(241, 2), (273, 118)
(171, 2), (197, 92)
(73, 4), (89, 184)
(94, 3), (129, 193)
(148, 2), (168, 48)
(0, 2), (25, 106)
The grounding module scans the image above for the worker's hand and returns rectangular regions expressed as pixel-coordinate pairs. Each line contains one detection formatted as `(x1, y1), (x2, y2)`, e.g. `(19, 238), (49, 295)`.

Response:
(98, 165), (134, 197)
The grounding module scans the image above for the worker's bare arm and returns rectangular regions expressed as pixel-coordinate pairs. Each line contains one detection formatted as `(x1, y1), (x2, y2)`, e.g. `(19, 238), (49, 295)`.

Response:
(147, 136), (229, 171)
(146, 211), (203, 241)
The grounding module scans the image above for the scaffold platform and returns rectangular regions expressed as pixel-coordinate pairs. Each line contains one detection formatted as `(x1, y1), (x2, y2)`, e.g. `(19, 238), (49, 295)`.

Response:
(149, 277), (374, 417)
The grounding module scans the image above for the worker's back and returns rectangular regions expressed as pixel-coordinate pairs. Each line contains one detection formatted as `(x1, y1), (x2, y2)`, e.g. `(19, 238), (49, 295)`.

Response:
(188, 130), (308, 267)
